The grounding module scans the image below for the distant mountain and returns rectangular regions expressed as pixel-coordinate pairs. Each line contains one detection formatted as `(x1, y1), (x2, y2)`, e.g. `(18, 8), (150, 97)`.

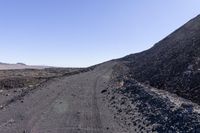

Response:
(0, 62), (51, 70)
(120, 15), (200, 104)
(16, 62), (26, 65)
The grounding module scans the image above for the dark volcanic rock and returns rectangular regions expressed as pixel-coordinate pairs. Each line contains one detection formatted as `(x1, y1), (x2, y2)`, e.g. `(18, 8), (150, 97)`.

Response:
(105, 76), (200, 133)
(120, 15), (200, 105)
(122, 81), (200, 133)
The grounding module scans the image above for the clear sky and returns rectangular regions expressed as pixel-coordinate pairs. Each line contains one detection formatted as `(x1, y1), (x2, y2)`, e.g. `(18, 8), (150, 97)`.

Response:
(0, 0), (200, 67)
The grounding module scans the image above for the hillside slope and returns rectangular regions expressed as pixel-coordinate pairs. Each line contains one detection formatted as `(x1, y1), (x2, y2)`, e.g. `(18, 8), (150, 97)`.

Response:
(120, 15), (200, 104)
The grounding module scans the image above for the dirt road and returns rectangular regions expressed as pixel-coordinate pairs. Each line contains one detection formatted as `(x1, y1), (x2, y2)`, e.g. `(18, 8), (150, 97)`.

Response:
(0, 61), (123, 133)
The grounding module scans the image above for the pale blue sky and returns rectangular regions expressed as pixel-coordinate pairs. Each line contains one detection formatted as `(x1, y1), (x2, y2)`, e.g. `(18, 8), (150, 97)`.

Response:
(0, 0), (200, 67)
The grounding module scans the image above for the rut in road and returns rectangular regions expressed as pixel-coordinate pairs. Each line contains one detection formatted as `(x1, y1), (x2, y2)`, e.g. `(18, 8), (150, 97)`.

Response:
(91, 76), (104, 133)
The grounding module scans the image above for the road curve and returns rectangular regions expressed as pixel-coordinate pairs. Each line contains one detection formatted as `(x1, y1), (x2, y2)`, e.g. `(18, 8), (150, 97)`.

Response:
(0, 61), (123, 133)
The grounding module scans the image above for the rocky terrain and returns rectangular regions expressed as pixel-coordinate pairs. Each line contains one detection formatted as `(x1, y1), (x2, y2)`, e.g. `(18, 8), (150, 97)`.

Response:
(0, 67), (86, 111)
(100, 14), (200, 132)
(120, 14), (200, 105)
(0, 68), (82, 90)
(102, 63), (200, 132)
(0, 15), (200, 133)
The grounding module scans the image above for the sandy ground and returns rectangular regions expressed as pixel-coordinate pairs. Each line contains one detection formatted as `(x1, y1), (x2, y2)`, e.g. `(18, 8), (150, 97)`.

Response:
(0, 61), (126, 133)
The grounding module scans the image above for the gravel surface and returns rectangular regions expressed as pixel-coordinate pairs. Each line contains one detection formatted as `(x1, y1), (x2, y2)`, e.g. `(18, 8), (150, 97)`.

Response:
(0, 61), (126, 133)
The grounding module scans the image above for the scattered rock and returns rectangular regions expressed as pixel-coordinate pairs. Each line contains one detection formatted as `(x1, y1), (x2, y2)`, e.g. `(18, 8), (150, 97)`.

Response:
(0, 105), (4, 109)
(101, 89), (107, 93)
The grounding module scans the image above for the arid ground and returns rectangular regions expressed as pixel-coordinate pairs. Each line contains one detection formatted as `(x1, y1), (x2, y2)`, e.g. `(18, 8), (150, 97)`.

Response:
(1, 15), (200, 133)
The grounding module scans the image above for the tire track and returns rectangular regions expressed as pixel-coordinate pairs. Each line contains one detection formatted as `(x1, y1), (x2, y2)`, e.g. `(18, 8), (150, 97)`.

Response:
(92, 75), (103, 133)
(91, 66), (115, 133)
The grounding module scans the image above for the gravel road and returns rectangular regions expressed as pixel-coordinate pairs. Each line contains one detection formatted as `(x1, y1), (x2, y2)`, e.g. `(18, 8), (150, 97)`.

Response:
(0, 61), (123, 133)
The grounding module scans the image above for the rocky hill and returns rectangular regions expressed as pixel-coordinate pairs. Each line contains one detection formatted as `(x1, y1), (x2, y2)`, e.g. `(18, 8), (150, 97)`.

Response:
(120, 15), (200, 104)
